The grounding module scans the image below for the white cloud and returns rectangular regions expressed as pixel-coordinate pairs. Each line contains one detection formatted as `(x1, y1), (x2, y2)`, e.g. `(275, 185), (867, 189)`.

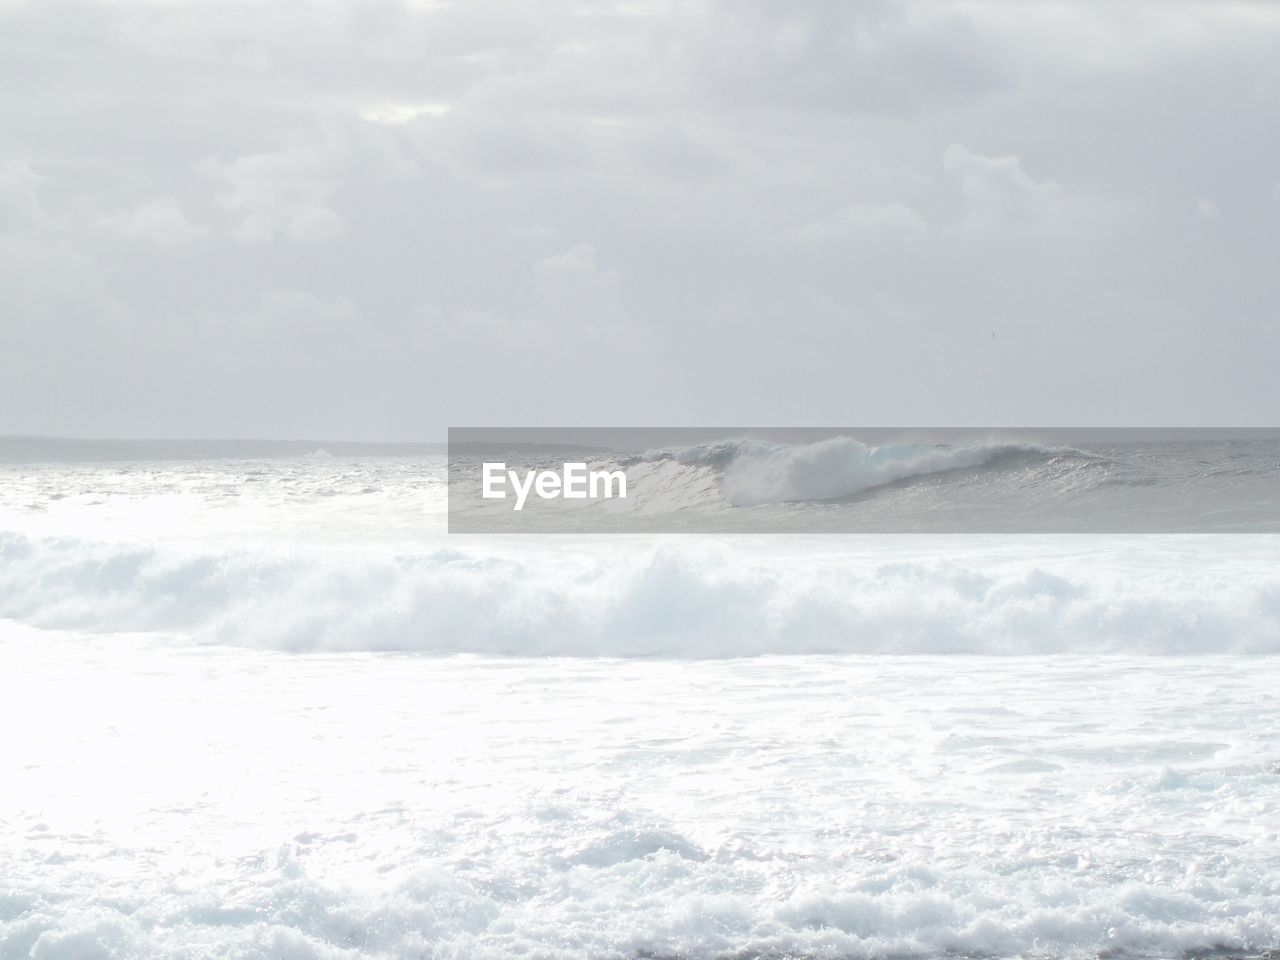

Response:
(358, 101), (452, 126)
(533, 244), (633, 337)
(1, 0), (1279, 434)
(0, 162), (53, 234)
(943, 144), (1061, 226)
(204, 139), (348, 245)
(689, 0), (1007, 114)
(957, 1), (1280, 74)
(200, 125), (412, 245)
(284, 205), (345, 245)
(796, 202), (927, 244)
(112, 198), (208, 246)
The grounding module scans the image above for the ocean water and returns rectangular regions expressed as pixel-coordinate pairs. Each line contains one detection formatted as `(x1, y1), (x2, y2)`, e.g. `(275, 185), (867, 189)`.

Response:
(448, 434), (1280, 532)
(1, 447), (1279, 959)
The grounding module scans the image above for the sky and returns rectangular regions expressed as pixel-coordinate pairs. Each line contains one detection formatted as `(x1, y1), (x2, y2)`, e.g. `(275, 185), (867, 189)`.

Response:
(1, 0), (1278, 439)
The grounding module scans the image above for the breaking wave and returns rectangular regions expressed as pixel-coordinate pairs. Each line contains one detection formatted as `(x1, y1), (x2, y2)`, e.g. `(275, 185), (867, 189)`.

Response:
(2, 531), (1277, 654)
(746, 440), (1084, 507)
(463, 436), (1280, 532)
(639, 437), (1088, 506)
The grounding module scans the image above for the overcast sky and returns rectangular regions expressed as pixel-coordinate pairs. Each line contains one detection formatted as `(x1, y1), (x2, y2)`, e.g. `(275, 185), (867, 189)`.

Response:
(2, 0), (1278, 439)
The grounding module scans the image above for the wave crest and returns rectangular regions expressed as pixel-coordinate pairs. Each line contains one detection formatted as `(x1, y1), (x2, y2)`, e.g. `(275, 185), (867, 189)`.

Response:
(630, 437), (1090, 506)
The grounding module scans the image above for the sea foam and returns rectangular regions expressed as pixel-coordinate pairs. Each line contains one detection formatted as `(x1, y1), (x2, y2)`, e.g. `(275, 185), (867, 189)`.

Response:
(2, 531), (1278, 654)
(2, 631), (1278, 960)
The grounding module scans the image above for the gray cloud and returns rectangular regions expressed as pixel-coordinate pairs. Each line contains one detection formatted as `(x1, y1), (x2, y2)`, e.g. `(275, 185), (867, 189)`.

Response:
(1, 0), (1278, 437)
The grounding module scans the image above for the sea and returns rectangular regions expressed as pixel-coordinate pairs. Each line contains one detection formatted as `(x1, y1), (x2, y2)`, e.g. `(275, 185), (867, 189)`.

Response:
(1, 435), (1277, 959)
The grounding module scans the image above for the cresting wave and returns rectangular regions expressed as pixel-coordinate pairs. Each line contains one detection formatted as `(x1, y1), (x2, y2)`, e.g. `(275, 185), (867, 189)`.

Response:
(625, 437), (1091, 506)
(4, 454), (1280, 960)
(3, 532), (1278, 654)
(487, 436), (1280, 531)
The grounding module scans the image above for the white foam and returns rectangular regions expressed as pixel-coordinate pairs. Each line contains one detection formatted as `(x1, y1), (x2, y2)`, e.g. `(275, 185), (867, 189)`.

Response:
(2, 627), (1278, 959)
(1, 532), (1278, 654)
(3, 457), (1280, 958)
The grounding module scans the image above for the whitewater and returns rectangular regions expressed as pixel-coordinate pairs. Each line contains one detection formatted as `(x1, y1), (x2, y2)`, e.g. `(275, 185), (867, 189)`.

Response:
(2, 443), (1279, 959)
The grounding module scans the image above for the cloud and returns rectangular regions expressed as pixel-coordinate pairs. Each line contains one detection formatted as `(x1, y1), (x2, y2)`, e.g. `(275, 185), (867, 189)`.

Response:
(200, 123), (413, 245)
(111, 198), (208, 246)
(0, 162), (51, 233)
(203, 138), (348, 245)
(532, 244), (633, 337)
(1, 0), (1279, 435)
(0, 163), (127, 334)
(943, 144), (1062, 226)
(689, 0), (1008, 114)
(796, 202), (927, 244)
(415, 243), (640, 366)
(358, 101), (452, 126)
(939, 144), (1140, 245)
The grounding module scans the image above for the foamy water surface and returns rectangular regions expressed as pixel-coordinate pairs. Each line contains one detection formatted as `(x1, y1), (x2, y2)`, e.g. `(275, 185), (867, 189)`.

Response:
(1, 456), (1278, 959)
